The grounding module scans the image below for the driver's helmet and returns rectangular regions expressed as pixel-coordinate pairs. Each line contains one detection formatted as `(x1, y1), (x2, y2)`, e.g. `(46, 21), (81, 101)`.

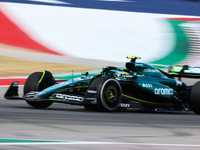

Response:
(115, 70), (128, 79)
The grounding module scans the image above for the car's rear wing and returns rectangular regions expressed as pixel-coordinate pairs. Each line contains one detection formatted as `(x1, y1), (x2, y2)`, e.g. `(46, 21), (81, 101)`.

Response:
(169, 65), (200, 77)
(159, 65), (200, 79)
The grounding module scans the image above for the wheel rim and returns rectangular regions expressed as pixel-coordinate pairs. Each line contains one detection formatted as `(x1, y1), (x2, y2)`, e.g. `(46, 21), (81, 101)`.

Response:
(103, 84), (120, 110)
(106, 86), (117, 103)
(99, 78), (122, 111)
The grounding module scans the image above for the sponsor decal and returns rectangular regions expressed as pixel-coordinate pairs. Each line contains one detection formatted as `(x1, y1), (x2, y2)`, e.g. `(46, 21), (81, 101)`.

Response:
(143, 69), (159, 73)
(125, 75), (135, 78)
(120, 103), (130, 108)
(117, 68), (126, 71)
(54, 93), (84, 102)
(135, 63), (143, 66)
(13, 81), (19, 87)
(137, 75), (144, 77)
(154, 88), (174, 95)
(142, 83), (153, 88)
(87, 90), (97, 94)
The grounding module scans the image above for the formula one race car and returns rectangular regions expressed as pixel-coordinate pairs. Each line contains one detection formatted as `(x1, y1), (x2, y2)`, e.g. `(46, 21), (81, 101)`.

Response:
(4, 56), (200, 114)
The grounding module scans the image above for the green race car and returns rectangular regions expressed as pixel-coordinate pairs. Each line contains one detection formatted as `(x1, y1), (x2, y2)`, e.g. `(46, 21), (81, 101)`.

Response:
(4, 56), (200, 114)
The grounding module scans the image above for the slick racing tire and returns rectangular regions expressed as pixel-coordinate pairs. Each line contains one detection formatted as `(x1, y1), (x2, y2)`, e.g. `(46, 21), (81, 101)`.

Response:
(24, 72), (53, 108)
(190, 81), (200, 115)
(89, 77), (122, 111)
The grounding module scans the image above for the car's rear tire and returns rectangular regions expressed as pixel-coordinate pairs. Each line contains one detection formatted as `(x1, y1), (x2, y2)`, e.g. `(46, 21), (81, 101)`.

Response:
(24, 72), (53, 108)
(190, 81), (200, 114)
(88, 77), (122, 111)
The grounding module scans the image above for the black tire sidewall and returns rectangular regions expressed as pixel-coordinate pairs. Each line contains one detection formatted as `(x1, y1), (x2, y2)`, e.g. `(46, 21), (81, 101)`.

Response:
(190, 81), (200, 114)
(24, 72), (53, 108)
(100, 78), (122, 110)
(89, 77), (122, 111)
(24, 72), (42, 94)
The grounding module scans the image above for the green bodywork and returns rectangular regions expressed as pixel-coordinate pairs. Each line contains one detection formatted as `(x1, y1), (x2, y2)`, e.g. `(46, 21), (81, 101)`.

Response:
(36, 59), (186, 107)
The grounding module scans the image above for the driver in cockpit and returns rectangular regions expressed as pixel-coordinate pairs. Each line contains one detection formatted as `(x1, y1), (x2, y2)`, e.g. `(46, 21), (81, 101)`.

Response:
(115, 70), (129, 79)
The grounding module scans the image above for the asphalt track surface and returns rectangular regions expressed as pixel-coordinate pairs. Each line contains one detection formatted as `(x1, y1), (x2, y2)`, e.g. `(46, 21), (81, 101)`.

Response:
(1, 78), (200, 150)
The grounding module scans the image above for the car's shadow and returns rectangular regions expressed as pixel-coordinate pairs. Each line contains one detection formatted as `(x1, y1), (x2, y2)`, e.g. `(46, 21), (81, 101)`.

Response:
(8, 105), (195, 115)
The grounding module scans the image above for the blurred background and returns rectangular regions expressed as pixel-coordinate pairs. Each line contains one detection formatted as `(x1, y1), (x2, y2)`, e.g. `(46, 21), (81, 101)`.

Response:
(1, 1), (200, 150)
(0, 0), (200, 78)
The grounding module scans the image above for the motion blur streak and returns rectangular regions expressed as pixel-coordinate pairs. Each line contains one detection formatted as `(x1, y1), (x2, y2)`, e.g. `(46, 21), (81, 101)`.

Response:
(0, 4), (62, 55)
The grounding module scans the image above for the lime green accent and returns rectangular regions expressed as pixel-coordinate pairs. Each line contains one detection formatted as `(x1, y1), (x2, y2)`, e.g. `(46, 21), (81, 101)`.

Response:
(150, 20), (190, 67)
(109, 91), (114, 99)
(171, 66), (183, 72)
(155, 67), (179, 75)
(127, 56), (141, 60)
(122, 94), (172, 105)
(39, 70), (46, 83)
(49, 99), (63, 101)
(169, 72), (179, 75)
(106, 87), (117, 103)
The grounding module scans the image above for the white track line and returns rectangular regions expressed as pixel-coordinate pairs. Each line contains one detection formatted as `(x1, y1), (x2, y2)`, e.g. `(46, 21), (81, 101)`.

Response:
(1, 141), (200, 147)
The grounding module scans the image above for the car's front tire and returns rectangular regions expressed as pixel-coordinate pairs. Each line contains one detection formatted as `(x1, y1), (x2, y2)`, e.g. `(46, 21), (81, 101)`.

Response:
(88, 77), (122, 111)
(24, 72), (53, 108)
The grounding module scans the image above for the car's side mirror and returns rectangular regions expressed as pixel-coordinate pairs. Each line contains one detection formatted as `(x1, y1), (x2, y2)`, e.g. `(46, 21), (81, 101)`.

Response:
(81, 71), (89, 76)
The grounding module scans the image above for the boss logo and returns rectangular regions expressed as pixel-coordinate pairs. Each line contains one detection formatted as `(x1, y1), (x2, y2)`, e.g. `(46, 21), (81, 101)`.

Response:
(142, 83), (153, 88)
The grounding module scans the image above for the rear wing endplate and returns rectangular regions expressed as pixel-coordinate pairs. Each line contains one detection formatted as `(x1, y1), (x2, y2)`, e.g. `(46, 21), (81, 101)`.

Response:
(168, 65), (200, 78)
